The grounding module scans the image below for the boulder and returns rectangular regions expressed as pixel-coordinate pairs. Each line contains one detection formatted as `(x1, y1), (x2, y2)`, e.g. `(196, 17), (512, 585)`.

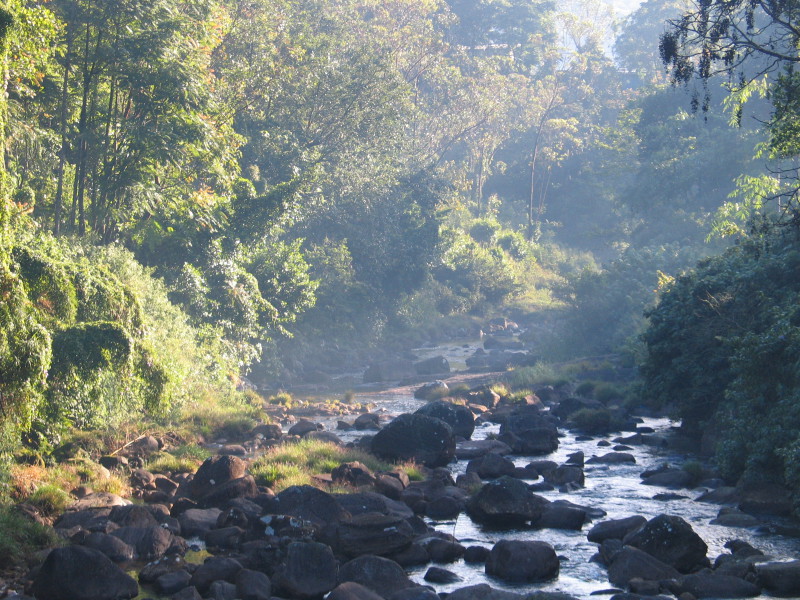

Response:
(425, 566), (461, 583)
(288, 419), (321, 437)
(710, 508), (762, 528)
(415, 400), (475, 439)
(199, 475), (257, 508)
(498, 406), (559, 455)
(414, 356), (450, 375)
(587, 516), (647, 544)
(333, 512), (416, 557)
(623, 514), (708, 573)
(110, 525), (174, 560)
(338, 555), (416, 598)
(455, 439), (512, 460)
(208, 580), (237, 600)
(371, 413), (455, 467)
(328, 582), (385, 600)
(485, 540), (559, 583)
(738, 483), (794, 516)
(387, 587), (441, 600)
(544, 465), (584, 487)
(273, 484), (350, 527)
(641, 469), (693, 489)
(467, 453), (516, 479)
(235, 569), (272, 600)
(607, 546), (681, 587)
(587, 453), (636, 465)
(354, 413), (382, 430)
(153, 570), (192, 595)
(678, 572), (761, 598)
(446, 584), (525, 600)
(465, 476), (547, 527)
(30, 546), (139, 600)
(426, 495), (463, 520)
(274, 541), (339, 599)
(190, 455), (247, 501)
(536, 503), (586, 530)
(189, 557), (243, 594)
(82, 532), (135, 563)
(757, 560), (800, 596)
(414, 381), (449, 400)
(178, 507), (223, 537)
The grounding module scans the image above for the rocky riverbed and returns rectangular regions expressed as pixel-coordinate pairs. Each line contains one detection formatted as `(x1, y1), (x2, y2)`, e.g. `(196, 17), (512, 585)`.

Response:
(8, 336), (800, 600)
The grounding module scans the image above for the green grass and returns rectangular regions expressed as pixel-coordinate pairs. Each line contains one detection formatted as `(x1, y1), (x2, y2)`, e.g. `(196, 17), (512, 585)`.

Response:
(0, 505), (60, 567)
(27, 484), (71, 518)
(250, 439), (421, 491)
(146, 451), (206, 475)
(504, 362), (560, 389)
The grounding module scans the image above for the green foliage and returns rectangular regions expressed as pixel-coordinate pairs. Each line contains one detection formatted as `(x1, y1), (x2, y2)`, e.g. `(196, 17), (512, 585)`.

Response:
(27, 483), (70, 518)
(0, 505), (59, 567)
(505, 362), (559, 389)
(569, 408), (613, 434)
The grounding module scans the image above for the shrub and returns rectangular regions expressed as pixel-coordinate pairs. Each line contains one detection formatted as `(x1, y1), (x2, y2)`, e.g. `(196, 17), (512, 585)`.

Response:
(575, 381), (596, 398)
(27, 484), (70, 518)
(505, 363), (558, 389)
(0, 505), (59, 567)
(569, 408), (613, 434)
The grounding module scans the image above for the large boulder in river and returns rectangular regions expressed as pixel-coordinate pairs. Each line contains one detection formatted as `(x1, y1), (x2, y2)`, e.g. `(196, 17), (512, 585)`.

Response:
(587, 516), (647, 543)
(465, 476), (548, 527)
(623, 514), (708, 573)
(371, 413), (455, 467)
(677, 572), (761, 598)
(485, 540), (559, 583)
(498, 406), (559, 455)
(414, 381), (449, 400)
(467, 453), (516, 479)
(607, 546), (681, 587)
(31, 546), (139, 600)
(332, 512), (416, 558)
(415, 400), (475, 439)
(756, 560), (800, 596)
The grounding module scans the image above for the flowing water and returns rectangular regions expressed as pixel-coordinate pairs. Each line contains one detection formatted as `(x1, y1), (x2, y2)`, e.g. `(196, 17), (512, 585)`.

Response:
(328, 342), (800, 600)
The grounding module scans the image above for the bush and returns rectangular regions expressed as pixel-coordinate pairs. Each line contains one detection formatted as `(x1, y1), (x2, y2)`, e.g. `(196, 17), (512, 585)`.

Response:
(0, 505), (59, 567)
(569, 408), (613, 434)
(27, 484), (70, 518)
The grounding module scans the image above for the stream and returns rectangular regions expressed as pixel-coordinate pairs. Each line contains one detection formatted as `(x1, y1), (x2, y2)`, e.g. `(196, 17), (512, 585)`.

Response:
(317, 340), (800, 600)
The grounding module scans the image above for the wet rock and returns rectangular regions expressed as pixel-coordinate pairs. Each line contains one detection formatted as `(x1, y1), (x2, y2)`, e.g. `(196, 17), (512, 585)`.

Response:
(190, 456), (247, 501)
(328, 582), (385, 600)
(566, 451), (585, 467)
(338, 555), (416, 597)
(274, 541), (338, 599)
(390, 542), (430, 567)
(485, 540), (559, 583)
(456, 439), (512, 460)
(642, 469), (693, 489)
(587, 452), (636, 465)
(333, 512), (416, 557)
(289, 419), (320, 437)
(426, 495), (462, 520)
(536, 503), (586, 530)
(464, 546), (491, 563)
(738, 483), (793, 516)
(606, 546), (681, 587)
(424, 566), (461, 583)
(30, 546), (139, 600)
(415, 400), (475, 439)
(446, 584), (526, 600)
(587, 516), (647, 544)
(498, 406), (559, 455)
(624, 514), (709, 573)
(467, 453), (516, 479)
(695, 486), (738, 504)
(544, 465), (584, 487)
(465, 476), (548, 527)
(273, 484), (350, 527)
(235, 569), (272, 600)
(422, 536), (466, 562)
(371, 413), (455, 467)
(189, 556), (243, 594)
(756, 560), (800, 596)
(677, 572), (761, 598)
(710, 508), (762, 528)
(354, 413), (382, 430)
(387, 587), (440, 600)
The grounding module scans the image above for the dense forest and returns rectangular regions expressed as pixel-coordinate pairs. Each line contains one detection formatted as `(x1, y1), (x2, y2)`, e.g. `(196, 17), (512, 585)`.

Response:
(2, 0), (800, 567)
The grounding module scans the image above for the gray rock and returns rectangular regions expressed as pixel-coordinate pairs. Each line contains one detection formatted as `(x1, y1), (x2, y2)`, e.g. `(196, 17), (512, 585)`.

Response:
(757, 560), (800, 596)
(485, 540), (559, 583)
(338, 555), (415, 598)
(623, 514), (708, 573)
(607, 546), (681, 587)
(30, 546), (139, 600)
(274, 541), (338, 599)
(371, 413), (455, 468)
(587, 516), (647, 544)
(465, 476), (548, 527)
(678, 572), (761, 598)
